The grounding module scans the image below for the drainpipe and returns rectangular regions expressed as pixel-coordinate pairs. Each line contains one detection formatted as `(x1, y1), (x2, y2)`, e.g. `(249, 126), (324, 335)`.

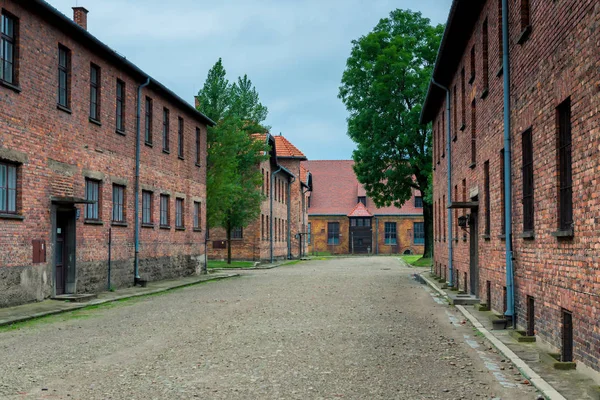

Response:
(134, 77), (151, 284)
(431, 78), (454, 287)
(301, 186), (310, 257)
(375, 217), (379, 255)
(270, 166), (283, 263)
(502, 0), (515, 326)
(287, 175), (295, 259)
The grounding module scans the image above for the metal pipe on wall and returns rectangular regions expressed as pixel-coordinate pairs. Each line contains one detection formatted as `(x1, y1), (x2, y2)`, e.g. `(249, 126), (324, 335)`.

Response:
(287, 175), (295, 259)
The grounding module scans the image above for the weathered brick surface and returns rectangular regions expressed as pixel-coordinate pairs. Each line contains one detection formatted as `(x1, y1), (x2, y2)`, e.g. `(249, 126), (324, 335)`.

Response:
(0, 0), (208, 307)
(431, 0), (600, 372)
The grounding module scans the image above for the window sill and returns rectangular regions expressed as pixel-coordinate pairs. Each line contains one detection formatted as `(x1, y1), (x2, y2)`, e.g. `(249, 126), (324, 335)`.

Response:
(116, 129), (126, 136)
(84, 220), (104, 226)
(160, 225), (171, 230)
(459, 123), (466, 132)
(469, 162), (476, 169)
(111, 221), (128, 227)
(163, 149), (170, 155)
(141, 223), (155, 229)
(89, 117), (102, 126)
(178, 156), (185, 160)
(0, 79), (22, 93)
(57, 104), (72, 114)
(0, 213), (24, 220)
(193, 228), (203, 232)
(551, 228), (573, 239)
(482, 234), (491, 241)
(176, 227), (186, 231)
(145, 141), (153, 147)
(469, 75), (475, 85)
(195, 163), (202, 168)
(480, 88), (489, 99)
(231, 238), (243, 241)
(517, 25), (532, 45)
(496, 66), (503, 78)
(519, 231), (535, 239)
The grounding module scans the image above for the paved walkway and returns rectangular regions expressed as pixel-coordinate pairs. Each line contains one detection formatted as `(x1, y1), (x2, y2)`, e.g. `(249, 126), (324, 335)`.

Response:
(421, 272), (600, 400)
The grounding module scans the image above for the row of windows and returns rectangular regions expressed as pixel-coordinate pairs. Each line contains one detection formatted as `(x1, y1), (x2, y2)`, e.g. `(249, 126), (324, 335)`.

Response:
(261, 168), (288, 203)
(260, 214), (288, 242)
(0, 10), (203, 166)
(325, 222), (424, 245)
(82, 178), (202, 230)
(435, 97), (573, 240)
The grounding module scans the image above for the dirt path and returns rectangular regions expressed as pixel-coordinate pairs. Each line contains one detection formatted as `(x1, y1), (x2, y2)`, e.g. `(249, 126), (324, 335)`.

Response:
(0, 257), (539, 399)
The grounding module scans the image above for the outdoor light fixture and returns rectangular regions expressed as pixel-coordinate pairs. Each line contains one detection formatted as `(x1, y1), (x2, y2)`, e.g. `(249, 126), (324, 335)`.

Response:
(458, 215), (469, 228)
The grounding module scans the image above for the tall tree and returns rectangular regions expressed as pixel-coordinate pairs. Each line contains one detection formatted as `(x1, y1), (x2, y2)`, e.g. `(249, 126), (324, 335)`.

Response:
(196, 60), (269, 263)
(339, 9), (443, 258)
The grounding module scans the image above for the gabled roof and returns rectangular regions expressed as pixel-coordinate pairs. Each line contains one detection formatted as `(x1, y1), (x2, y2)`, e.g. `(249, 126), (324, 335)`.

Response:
(347, 202), (373, 217)
(274, 135), (307, 159)
(252, 133), (295, 178)
(304, 160), (423, 216)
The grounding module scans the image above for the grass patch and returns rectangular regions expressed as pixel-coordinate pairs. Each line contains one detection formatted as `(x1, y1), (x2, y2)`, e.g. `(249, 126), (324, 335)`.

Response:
(207, 260), (254, 269)
(311, 251), (332, 257)
(281, 260), (302, 266)
(401, 255), (432, 267)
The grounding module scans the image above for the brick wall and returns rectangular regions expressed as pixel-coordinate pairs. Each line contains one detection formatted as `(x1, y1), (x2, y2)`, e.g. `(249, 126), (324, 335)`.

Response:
(431, 0), (600, 372)
(0, 0), (208, 307)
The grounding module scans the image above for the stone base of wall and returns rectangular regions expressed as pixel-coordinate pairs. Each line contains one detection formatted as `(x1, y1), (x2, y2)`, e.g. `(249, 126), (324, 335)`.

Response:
(0, 254), (205, 308)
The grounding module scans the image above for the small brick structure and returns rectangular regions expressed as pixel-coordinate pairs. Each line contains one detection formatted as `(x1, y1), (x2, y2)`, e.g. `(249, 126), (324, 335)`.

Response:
(0, 1), (211, 307)
(423, 0), (600, 373)
(305, 160), (424, 256)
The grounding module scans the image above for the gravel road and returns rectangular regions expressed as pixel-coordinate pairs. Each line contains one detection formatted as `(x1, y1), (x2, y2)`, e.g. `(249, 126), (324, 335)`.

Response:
(0, 257), (540, 399)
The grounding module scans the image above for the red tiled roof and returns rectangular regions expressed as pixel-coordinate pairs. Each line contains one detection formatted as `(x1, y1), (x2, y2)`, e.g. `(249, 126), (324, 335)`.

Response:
(274, 135), (307, 159)
(303, 160), (423, 216)
(347, 202), (373, 217)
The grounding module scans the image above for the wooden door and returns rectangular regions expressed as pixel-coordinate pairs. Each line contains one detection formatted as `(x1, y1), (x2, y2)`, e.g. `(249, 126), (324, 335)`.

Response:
(469, 210), (479, 296)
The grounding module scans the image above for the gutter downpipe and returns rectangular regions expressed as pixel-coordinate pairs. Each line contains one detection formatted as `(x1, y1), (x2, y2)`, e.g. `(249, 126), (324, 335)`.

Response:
(502, 0), (515, 326)
(270, 166), (283, 263)
(134, 77), (151, 284)
(287, 175), (296, 259)
(431, 78), (453, 287)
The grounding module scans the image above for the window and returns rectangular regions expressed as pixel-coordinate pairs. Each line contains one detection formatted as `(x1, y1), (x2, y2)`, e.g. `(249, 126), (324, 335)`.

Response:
(469, 45), (475, 83)
(266, 171), (269, 197)
(453, 85), (457, 139)
(441, 108), (445, 158)
(482, 19), (489, 92)
(116, 80), (125, 132)
(0, 161), (17, 213)
(384, 222), (397, 245)
(307, 222), (311, 244)
(163, 108), (170, 152)
(414, 222), (425, 244)
(261, 169), (265, 195)
(193, 201), (201, 229)
(112, 184), (125, 223)
(89, 64), (101, 121)
(1, 12), (17, 85)
(358, 196), (366, 205)
(520, 0), (530, 31)
(442, 194), (446, 241)
(460, 68), (466, 128)
(160, 194), (170, 227)
(195, 127), (201, 165)
(522, 128), (534, 233)
(58, 45), (70, 108)
(178, 117), (184, 159)
(261, 214), (265, 239)
(85, 179), (100, 220)
(484, 161), (490, 236)
(327, 222), (340, 245)
(471, 99), (476, 165)
(500, 149), (506, 235)
(232, 227), (243, 239)
(175, 198), (184, 228)
(557, 99), (572, 232)
(144, 97), (153, 144)
(307, 196), (311, 208)
(498, 0), (503, 65)
(415, 196), (423, 208)
(142, 190), (153, 224)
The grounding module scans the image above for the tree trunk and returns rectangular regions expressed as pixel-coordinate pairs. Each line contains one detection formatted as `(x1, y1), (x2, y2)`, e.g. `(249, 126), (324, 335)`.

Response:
(422, 202), (433, 258)
(226, 224), (232, 264)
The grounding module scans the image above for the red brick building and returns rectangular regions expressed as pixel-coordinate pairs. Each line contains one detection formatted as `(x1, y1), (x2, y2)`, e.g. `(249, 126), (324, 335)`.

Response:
(207, 134), (311, 261)
(423, 0), (600, 372)
(305, 160), (424, 256)
(0, 0), (213, 307)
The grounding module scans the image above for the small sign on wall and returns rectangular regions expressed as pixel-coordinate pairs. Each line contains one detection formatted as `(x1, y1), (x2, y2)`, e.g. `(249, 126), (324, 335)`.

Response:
(32, 240), (46, 263)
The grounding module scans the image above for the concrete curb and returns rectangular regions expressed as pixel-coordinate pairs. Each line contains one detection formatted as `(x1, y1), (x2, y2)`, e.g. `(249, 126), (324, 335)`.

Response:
(420, 273), (566, 400)
(0, 273), (239, 328)
(209, 264), (282, 272)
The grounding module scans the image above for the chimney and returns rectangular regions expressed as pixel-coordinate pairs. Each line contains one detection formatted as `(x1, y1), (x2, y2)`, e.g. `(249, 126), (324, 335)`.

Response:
(72, 7), (89, 30)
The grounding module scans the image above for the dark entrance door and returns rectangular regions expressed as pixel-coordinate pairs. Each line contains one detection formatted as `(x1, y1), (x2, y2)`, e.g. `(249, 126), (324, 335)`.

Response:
(349, 217), (372, 253)
(55, 212), (68, 295)
(469, 209), (479, 296)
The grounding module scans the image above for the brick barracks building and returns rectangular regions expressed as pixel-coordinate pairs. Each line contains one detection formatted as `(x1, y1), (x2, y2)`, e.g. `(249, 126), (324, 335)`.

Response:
(305, 160), (424, 256)
(0, 0), (213, 307)
(423, 0), (600, 372)
(207, 134), (312, 262)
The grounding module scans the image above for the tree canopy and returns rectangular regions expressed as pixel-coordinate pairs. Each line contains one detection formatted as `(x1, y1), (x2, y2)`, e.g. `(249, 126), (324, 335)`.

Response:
(338, 9), (444, 257)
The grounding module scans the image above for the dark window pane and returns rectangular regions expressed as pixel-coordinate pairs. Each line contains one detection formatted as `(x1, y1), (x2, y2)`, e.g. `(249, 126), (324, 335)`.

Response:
(414, 222), (425, 244)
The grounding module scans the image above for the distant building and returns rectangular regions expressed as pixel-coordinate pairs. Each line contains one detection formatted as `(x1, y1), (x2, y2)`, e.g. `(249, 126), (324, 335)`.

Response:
(304, 160), (424, 255)
(207, 134), (311, 261)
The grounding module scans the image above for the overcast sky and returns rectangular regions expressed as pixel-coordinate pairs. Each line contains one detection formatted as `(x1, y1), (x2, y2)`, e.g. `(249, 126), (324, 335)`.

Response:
(52, 0), (451, 160)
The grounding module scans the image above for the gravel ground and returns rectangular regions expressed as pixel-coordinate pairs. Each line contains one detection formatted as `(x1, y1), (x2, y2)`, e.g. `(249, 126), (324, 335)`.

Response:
(0, 257), (540, 399)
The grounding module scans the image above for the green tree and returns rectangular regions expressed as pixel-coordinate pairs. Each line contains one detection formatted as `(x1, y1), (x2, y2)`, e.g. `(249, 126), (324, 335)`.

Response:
(339, 9), (443, 258)
(196, 60), (269, 263)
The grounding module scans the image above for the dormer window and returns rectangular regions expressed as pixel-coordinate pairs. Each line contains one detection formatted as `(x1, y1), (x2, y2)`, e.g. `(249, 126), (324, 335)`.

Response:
(358, 196), (366, 205)
(415, 196), (423, 208)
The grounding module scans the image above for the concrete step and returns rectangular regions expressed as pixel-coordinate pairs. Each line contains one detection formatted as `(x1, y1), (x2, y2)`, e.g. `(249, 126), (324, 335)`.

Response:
(448, 293), (480, 305)
(51, 293), (98, 303)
